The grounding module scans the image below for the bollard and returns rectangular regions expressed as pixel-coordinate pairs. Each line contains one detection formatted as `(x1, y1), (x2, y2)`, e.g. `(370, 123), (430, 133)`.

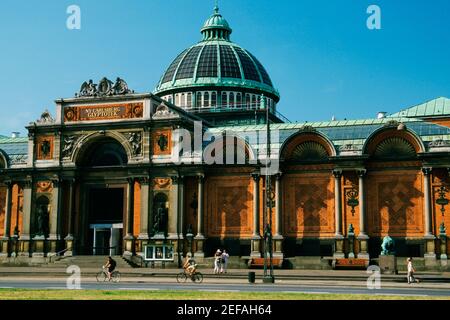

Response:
(248, 271), (256, 283)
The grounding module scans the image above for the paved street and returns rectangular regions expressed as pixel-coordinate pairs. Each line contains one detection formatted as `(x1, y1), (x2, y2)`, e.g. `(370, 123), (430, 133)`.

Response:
(0, 275), (449, 298)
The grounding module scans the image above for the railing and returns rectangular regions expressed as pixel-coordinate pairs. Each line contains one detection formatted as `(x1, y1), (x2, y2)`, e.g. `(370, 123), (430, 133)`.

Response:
(48, 248), (70, 263)
(183, 103), (292, 123)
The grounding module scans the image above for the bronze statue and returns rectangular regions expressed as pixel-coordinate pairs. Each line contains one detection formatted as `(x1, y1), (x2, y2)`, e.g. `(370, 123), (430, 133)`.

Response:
(36, 205), (49, 237)
(381, 235), (395, 255)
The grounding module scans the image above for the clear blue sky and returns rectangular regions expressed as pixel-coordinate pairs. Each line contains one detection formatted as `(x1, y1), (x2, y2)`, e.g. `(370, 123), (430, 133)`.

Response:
(0, 0), (449, 135)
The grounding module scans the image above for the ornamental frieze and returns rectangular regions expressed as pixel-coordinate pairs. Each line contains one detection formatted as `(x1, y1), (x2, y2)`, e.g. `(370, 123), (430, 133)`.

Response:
(64, 102), (143, 122)
(62, 135), (80, 159)
(124, 132), (142, 156)
(36, 181), (53, 194)
(153, 178), (171, 190)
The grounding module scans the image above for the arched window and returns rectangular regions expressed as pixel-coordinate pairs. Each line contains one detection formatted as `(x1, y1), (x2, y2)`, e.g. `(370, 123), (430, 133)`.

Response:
(236, 93), (242, 108)
(186, 93), (192, 108)
(77, 137), (128, 167)
(373, 137), (416, 159)
(291, 141), (329, 161)
(229, 92), (235, 108)
(180, 93), (185, 107)
(204, 92), (210, 108)
(175, 94), (180, 106)
(221, 92), (228, 107)
(196, 92), (202, 108)
(211, 92), (217, 108)
(246, 94), (251, 109)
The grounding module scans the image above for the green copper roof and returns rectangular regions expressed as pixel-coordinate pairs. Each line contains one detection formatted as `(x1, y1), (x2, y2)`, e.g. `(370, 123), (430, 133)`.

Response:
(154, 6), (279, 100)
(201, 4), (232, 41)
(389, 97), (450, 118)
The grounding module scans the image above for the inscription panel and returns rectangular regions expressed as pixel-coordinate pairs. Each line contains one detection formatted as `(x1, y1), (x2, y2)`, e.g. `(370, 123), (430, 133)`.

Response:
(64, 103), (143, 122)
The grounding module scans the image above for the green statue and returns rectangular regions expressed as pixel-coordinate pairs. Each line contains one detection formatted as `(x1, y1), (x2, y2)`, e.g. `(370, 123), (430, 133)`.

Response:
(381, 236), (395, 255)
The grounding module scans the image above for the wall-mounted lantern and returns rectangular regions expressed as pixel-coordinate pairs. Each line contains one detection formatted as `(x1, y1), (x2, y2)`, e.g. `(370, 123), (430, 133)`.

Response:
(346, 188), (359, 216)
(436, 186), (449, 216)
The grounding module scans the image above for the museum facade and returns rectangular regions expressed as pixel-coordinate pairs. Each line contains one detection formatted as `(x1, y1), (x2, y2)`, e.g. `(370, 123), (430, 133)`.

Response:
(1, 5), (450, 267)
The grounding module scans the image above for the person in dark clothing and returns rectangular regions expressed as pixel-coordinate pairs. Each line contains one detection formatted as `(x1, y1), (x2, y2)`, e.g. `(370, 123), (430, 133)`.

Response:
(103, 256), (116, 281)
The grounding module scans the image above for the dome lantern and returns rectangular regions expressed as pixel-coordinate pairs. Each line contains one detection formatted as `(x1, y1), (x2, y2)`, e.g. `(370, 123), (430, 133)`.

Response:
(200, 4), (232, 41)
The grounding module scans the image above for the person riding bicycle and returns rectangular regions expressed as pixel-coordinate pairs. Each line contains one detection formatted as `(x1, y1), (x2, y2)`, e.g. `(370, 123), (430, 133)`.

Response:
(183, 254), (197, 278)
(103, 256), (117, 281)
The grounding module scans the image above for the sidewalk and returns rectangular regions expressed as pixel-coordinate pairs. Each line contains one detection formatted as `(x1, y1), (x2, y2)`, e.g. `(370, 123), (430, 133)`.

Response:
(0, 267), (448, 290)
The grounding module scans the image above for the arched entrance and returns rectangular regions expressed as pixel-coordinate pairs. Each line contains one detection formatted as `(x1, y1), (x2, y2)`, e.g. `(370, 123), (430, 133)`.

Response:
(75, 137), (129, 255)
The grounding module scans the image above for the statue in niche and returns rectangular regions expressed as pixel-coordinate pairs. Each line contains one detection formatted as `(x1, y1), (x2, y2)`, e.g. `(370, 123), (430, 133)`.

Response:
(157, 134), (168, 152)
(35, 205), (49, 237)
(40, 140), (51, 158)
(153, 201), (168, 236)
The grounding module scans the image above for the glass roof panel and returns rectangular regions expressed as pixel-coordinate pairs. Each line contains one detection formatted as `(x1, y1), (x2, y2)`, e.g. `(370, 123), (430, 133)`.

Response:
(233, 47), (260, 82)
(247, 51), (273, 86)
(220, 45), (241, 79)
(175, 46), (202, 80)
(196, 45), (218, 78)
(161, 49), (188, 84)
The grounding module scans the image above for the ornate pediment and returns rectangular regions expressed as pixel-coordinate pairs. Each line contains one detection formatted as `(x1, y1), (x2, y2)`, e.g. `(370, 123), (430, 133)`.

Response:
(153, 103), (178, 119)
(36, 109), (55, 125)
(76, 77), (134, 98)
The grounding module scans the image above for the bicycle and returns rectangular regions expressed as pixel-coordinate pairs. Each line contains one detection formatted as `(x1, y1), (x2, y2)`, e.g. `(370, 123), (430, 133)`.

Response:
(176, 270), (203, 283)
(96, 266), (121, 283)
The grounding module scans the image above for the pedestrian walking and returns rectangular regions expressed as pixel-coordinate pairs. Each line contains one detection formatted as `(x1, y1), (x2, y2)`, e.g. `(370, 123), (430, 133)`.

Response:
(407, 257), (419, 284)
(220, 250), (230, 274)
(214, 249), (222, 274)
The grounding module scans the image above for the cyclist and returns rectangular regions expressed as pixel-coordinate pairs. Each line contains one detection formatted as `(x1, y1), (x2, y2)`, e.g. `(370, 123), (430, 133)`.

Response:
(182, 254), (197, 279)
(103, 256), (117, 281)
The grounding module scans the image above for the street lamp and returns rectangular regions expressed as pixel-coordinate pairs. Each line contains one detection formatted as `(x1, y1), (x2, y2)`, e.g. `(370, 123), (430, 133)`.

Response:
(262, 94), (275, 283)
(186, 224), (194, 258)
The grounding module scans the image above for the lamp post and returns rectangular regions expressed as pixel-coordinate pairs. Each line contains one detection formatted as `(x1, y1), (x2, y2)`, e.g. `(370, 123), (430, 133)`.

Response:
(262, 94), (275, 283)
(186, 225), (194, 258)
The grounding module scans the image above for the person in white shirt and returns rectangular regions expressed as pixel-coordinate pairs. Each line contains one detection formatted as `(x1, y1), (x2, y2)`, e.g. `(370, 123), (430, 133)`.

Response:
(407, 257), (419, 284)
(220, 250), (230, 274)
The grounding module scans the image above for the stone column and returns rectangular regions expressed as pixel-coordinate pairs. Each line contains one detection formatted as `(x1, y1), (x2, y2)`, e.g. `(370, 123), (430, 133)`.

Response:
(168, 176), (182, 262)
(333, 170), (345, 258)
(179, 177), (185, 239)
(168, 177), (180, 240)
(19, 179), (32, 257)
(1, 181), (13, 256)
(251, 173), (261, 258)
(123, 178), (135, 257)
(357, 170), (369, 259)
(422, 168), (436, 264)
(273, 173), (284, 259)
(48, 177), (61, 253)
(194, 175), (206, 259)
(64, 179), (75, 256)
(137, 177), (150, 255)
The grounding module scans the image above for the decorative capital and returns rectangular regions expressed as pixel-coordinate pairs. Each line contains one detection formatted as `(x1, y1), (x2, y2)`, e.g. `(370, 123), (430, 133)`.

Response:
(171, 176), (181, 185)
(127, 177), (135, 185)
(422, 167), (432, 176)
(51, 176), (61, 187)
(197, 174), (205, 183)
(333, 170), (342, 178)
(251, 172), (260, 182)
(357, 169), (367, 177)
(138, 177), (150, 185)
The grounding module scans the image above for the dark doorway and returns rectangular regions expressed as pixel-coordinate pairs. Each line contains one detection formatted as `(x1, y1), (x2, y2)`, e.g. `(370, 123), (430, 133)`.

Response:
(88, 188), (124, 224)
(85, 188), (124, 255)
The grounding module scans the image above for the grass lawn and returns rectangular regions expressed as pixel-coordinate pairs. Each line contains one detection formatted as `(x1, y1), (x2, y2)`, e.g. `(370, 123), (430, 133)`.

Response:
(0, 289), (448, 300)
